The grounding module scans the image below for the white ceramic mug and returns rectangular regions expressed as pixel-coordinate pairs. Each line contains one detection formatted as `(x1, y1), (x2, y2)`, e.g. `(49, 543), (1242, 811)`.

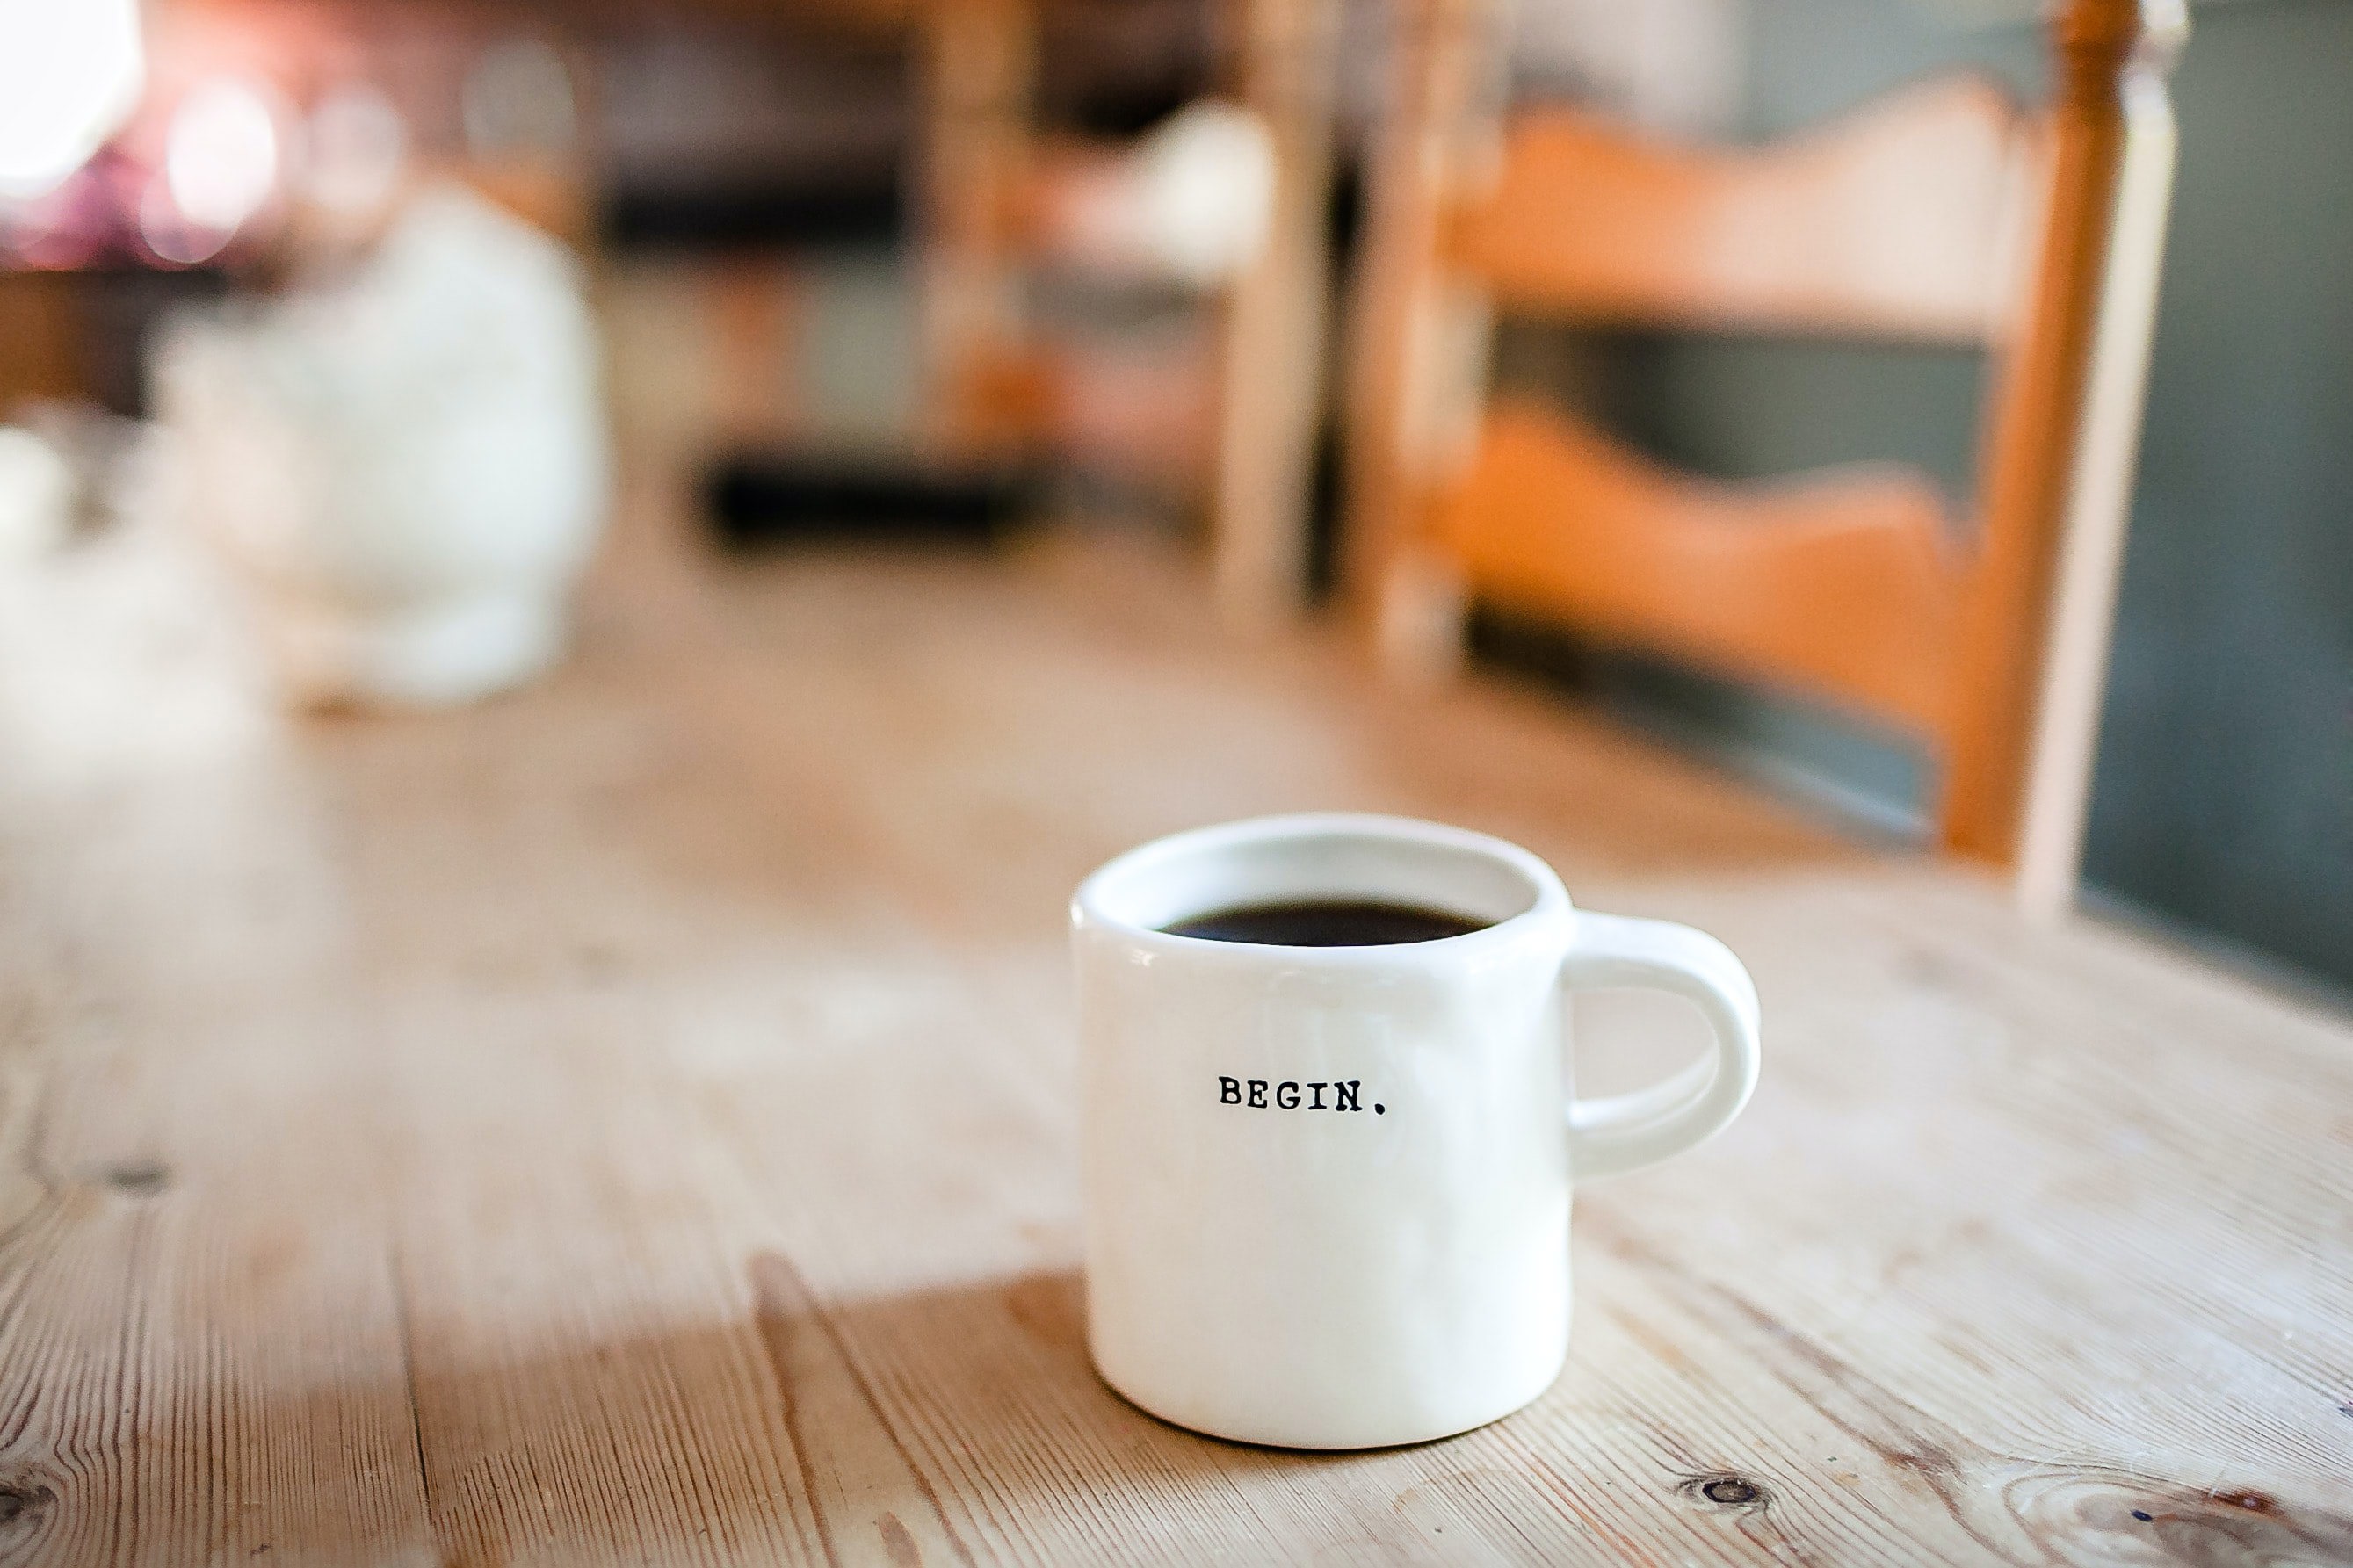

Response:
(1072, 813), (1761, 1449)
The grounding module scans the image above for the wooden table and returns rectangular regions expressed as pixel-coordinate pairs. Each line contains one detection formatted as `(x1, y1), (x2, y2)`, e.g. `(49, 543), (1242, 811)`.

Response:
(2, 499), (2349, 1566)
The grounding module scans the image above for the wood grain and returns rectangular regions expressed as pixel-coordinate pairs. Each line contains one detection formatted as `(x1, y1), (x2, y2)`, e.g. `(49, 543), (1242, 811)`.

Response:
(0, 453), (2345, 1564)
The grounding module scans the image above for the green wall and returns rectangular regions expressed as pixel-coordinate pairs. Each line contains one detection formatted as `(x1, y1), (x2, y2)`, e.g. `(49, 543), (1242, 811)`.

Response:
(2081, 0), (2352, 994)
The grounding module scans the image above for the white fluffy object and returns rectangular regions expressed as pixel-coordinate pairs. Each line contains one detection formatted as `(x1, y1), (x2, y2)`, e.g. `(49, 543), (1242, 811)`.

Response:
(0, 426), (76, 561)
(1131, 102), (1278, 288)
(157, 182), (610, 707)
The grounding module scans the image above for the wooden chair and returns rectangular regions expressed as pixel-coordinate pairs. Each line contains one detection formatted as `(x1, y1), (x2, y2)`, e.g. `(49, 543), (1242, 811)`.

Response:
(917, 0), (1339, 622)
(1344, 0), (2186, 914)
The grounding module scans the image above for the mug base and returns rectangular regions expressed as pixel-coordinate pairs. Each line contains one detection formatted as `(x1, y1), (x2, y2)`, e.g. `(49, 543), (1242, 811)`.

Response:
(1091, 1356), (1562, 1452)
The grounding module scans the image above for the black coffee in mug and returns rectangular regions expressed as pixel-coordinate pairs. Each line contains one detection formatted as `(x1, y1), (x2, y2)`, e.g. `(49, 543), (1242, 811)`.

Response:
(1162, 898), (1491, 947)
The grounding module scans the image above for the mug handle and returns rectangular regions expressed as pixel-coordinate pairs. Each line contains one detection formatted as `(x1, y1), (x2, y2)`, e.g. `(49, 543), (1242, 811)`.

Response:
(1561, 911), (1762, 1181)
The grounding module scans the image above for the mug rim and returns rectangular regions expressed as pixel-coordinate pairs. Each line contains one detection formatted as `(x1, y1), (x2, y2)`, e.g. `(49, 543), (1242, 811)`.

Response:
(1071, 812), (1573, 965)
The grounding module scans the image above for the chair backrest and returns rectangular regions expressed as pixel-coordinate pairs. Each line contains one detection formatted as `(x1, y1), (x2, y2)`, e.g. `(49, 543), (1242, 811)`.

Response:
(1344, 0), (2187, 909)
(1453, 82), (2030, 341)
(916, 0), (1340, 622)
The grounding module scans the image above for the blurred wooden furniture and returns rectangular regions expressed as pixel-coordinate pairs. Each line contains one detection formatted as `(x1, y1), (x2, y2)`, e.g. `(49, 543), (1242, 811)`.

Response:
(920, 0), (1338, 621)
(0, 478), (2347, 1563)
(455, 155), (597, 249)
(1345, 0), (2186, 914)
(447, 34), (601, 249)
(0, 271), (88, 413)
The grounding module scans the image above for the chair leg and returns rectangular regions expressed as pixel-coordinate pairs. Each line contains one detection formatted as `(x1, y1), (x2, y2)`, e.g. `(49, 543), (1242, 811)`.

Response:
(916, 0), (1036, 460)
(1374, 546), (1469, 683)
(1210, 0), (1340, 627)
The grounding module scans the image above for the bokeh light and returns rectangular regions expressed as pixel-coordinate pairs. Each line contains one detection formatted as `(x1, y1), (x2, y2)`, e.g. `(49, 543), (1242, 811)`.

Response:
(141, 173), (230, 264)
(164, 77), (282, 233)
(463, 39), (577, 157)
(304, 83), (408, 216)
(0, 0), (146, 198)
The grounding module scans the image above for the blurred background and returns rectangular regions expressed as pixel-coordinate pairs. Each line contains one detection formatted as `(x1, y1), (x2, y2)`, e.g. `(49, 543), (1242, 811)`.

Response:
(0, 0), (2345, 998)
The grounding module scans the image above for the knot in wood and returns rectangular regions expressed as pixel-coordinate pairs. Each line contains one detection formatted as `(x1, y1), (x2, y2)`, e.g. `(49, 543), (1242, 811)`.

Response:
(0, 1482), (56, 1529)
(102, 1160), (170, 1196)
(1681, 1471), (1770, 1513)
